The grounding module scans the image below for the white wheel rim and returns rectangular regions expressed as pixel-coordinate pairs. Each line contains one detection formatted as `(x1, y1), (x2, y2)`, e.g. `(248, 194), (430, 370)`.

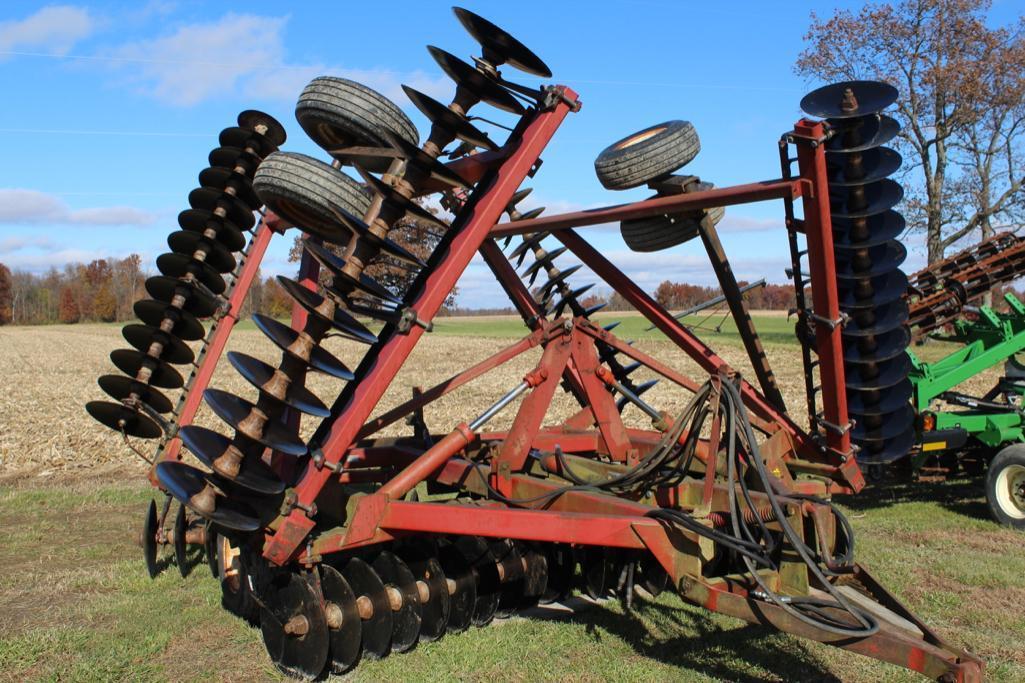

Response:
(614, 126), (666, 150)
(995, 463), (1025, 519)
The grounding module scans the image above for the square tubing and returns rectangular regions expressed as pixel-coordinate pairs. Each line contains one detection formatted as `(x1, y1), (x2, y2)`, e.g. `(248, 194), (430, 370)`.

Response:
(262, 90), (578, 565)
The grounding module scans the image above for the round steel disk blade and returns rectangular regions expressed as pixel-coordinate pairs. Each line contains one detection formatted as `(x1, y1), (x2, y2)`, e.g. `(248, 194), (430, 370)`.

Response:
(143, 499), (160, 578)
(203, 388), (307, 456)
(835, 241), (907, 279)
(238, 109), (287, 147)
(800, 80), (898, 119)
(154, 461), (261, 532)
(122, 324), (194, 365)
(199, 166), (261, 210)
(398, 538), (450, 642)
(250, 314), (354, 380)
(837, 269), (909, 310)
(87, 400), (162, 438)
(133, 299), (205, 341)
(98, 374), (173, 414)
(179, 425), (285, 495)
(846, 378), (914, 417)
(258, 572), (329, 680)
(189, 186), (256, 232)
(855, 428), (915, 465)
(110, 349), (184, 389)
(826, 114), (900, 153)
(371, 551), (422, 653)
(320, 564), (362, 674)
(276, 277), (377, 344)
(174, 503), (190, 578)
(318, 203), (428, 266)
(303, 239), (401, 304)
(580, 547), (617, 599)
(636, 553), (668, 597)
(340, 557), (393, 660)
(402, 86), (497, 151)
(427, 46), (525, 114)
(436, 539), (477, 633)
(379, 129), (469, 189)
(490, 539), (524, 618)
(452, 7), (553, 77)
(227, 351), (329, 417)
(825, 146), (902, 187)
(209, 145), (262, 177)
(517, 542), (548, 609)
(453, 536), (499, 626)
(832, 210), (906, 248)
(852, 403), (915, 442)
(167, 230), (237, 273)
(219, 126), (277, 158)
(845, 353), (912, 391)
(842, 301), (909, 337)
(353, 165), (448, 229)
(829, 178), (904, 220)
(144, 276), (219, 318)
(178, 208), (246, 252)
(204, 525), (219, 579)
(842, 325), (911, 365)
(156, 253), (226, 295)
(539, 544), (574, 604)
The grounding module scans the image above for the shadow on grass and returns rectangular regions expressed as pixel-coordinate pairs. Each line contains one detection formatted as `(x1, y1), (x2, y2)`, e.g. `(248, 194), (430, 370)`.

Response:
(836, 475), (989, 520)
(520, 596), (838, 682)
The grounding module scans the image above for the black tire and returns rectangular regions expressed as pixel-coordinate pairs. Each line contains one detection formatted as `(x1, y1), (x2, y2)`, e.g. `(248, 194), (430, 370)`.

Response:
(253, 151), (371, 241)
(985, 444), (1025, 529)
(620, 182), (725, 252)
(594, 120), (700, 190)
(296, 76), (419, 157)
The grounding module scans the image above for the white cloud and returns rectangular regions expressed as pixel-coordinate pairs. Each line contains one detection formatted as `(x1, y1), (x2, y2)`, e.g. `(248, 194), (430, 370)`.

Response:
(717, 214), (778, 233)
(0, 189), (156, 226)
(0, 5), (93, 56)
(101, 13), (451, 107)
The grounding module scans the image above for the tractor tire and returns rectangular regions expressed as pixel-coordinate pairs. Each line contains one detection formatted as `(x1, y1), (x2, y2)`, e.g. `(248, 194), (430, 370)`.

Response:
(296, 76), (419, 156)
(594, 120), (700, 190)
(985, 444), (1025, 529)
(253, 151), (371, 241)
(620, 200), (725, 252)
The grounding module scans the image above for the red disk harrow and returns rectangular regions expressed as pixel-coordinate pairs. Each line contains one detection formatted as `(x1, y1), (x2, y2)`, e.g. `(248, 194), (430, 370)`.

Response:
(88, 8), (983, 681)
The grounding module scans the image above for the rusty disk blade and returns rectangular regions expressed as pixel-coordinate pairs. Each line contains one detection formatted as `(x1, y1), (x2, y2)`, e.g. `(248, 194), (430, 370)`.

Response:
(834, 241), (907, 279)
(402, 86), (497, 151)
(353, 165), (447, 229)
(436, 538), (477, 633)
(219, 126), (277, 158)
(842, 300), (909, 338)
(837, 270), (909, 310)
(227, 351), (330, 417)
(167, 230), (236, 273)
(371, 551), (422, 653)
(452, 7), (553, 77)
(302, 240), (400, 304)
(319, 564), (362, 674)
(155, 461), (262, 532)
(829, 178), (904, 220)
(250, 314), (354, 380)
(339, 557), (393, 660)
(198, 166), (261, 210)
(86, 400), (162, 438)
(550, 283), (594, 317)
(318, 201), (427, 266)
(847, 378), (913, 417)
(156, 252), (227, 295)
(825, 146), (902, 187)
(208, 146), (262, 178)
(122, 323), (195, 365)
(490, 539), (525, 618)
(133, 299), (206, 341)
(143, 499), (160, 578)
(843, 326), (912, 365)
(110, 349), (184, 389)
(178, 208), (246, 252)
(276, 277), (378, 345)
(832, 210), (905, 248)
(537, 265), (582, 299)
(98, 374), (173, 414)
(174, 503), (190, 578)
(179, 425), (285, 495)
(800, 80), (898, 119)
(397, 538), (450, 642)
(237, 109), (287, 147)
(455, 536), (500, 626)
(258, 571), (329, 680)
(539, 544), (575, 604)
(427, 45), (525, 114)
(189, 186), (256, 232)
(203, 388), (307, 456)
(509, 232), (549, 262)
(145, 275), (219, 318)
(854, 428), (916, 465)
(845, 353), (912, 391)
(826, 114), (900, 153)
(380, 129), (469, 189)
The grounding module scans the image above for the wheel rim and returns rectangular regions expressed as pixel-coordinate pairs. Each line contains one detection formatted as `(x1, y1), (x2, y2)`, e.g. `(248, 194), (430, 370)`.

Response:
(995, 463), (1025, 519)
(219, 535), (244, 594)
(614, 126), (666, 150)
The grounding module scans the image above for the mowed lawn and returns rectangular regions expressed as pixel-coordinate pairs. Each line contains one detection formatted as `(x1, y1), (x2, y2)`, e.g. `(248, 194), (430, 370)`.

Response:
(1, 314), (1023, 682)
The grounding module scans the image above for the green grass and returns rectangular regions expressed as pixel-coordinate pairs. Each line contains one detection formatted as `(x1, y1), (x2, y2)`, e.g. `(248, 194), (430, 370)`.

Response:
(1, 476), (1021, 682)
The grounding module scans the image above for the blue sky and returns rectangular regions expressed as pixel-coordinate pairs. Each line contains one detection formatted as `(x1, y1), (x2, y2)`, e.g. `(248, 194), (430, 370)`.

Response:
(0, 1), (1019, 308)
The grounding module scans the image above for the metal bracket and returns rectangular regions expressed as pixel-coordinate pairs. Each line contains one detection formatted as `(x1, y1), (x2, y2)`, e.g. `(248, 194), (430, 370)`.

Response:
(281, 490), (318, 519)
(806, 309), (848, 331)
(396, 307), (433, 334)
(310, 447), (341, 473)
(816, 414), (854, 437)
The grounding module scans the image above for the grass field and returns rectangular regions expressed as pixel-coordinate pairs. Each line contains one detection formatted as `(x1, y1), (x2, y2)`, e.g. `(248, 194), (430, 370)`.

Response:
(1, 315), (1023, 682)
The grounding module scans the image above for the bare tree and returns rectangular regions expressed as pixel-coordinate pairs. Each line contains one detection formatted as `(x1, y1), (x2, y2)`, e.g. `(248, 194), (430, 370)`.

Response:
(796, 0), (1025, 262)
